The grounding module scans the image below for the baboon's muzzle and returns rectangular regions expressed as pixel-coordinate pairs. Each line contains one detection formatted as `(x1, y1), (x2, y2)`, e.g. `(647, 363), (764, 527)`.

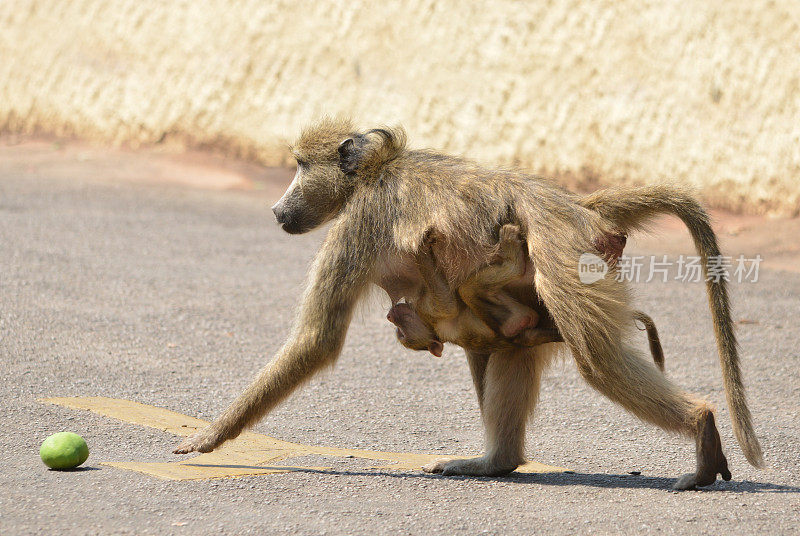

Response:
(271, 201), (306, 234)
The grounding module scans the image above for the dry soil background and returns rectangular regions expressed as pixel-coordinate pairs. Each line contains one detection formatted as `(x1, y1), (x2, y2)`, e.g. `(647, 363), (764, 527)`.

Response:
(2, 1), (799, 214)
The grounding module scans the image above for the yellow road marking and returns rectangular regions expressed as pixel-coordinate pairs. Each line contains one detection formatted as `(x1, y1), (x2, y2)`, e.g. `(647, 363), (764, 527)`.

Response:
(42, 396), (567, 480)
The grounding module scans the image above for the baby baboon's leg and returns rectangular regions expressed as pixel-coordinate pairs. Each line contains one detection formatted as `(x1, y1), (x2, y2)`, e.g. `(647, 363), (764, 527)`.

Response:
(513, 326), (563, 346)
(423, 348), (541, 476)
(493, 293), (541, 337)
(511, 312), (660, 363)
(633, 310), (665, 371)
(577, 341), (730, 489)
(460, 286), (539, 338)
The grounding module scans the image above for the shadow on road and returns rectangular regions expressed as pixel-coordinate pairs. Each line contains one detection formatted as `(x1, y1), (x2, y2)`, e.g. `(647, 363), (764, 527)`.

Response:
(47, 466), (102, 473)
(497, 471), (799, 493)
(181, 463), (799, 493)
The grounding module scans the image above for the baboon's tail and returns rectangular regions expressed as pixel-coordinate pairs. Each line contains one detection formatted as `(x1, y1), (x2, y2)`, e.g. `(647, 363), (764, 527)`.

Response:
(580, 184), (764, 468)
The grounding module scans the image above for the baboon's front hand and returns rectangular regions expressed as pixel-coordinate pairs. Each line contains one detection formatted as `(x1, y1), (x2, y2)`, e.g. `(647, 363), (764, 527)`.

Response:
(172, 428), (223, 454)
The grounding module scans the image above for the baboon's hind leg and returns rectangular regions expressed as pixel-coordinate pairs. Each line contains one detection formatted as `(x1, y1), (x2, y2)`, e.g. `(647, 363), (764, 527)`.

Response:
(575, 341), (730, 490)
(423, 348), (541, 476)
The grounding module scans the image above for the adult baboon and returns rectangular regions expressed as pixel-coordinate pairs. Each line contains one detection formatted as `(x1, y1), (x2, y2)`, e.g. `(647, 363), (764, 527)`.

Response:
(174, 118), (762, 489)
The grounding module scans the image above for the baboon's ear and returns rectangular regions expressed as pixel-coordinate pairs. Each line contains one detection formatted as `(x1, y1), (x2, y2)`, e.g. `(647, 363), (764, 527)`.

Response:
(428, 340), (443, 358)
(338, 137), (359, 175)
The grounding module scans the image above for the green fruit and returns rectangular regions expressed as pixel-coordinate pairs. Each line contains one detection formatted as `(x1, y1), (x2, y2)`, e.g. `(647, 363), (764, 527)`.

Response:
(40, 432), (89, 470)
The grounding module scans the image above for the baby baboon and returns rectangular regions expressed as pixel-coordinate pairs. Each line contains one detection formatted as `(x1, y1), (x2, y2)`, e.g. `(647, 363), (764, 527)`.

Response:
(174, 119), (761, 490)
(386, 226), (665, 370)
(386, 224), (559, 355)
(386, 277), (665, 367)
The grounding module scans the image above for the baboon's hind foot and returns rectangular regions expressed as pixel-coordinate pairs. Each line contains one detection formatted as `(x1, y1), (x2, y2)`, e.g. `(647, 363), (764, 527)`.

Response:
(673, 410), (732, 490)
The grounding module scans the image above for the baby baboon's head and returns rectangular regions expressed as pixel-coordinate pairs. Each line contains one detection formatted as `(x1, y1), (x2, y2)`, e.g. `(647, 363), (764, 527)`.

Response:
(387, 302), (443, 357)
(272, 118), (406, 234)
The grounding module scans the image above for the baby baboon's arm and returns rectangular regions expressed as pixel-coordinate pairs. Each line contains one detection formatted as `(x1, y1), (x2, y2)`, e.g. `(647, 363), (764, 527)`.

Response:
(459, 224), (539, 337)
(413, 238), (458, 319)
(476, 224), (528, 287)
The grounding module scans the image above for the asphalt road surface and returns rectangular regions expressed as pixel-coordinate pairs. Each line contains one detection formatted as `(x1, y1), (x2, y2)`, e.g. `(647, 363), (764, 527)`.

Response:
(1, 144), (799, 535)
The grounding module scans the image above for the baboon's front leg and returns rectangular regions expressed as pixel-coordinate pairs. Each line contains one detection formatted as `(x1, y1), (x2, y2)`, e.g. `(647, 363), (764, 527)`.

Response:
(174, 221), (373, 454)
(174, 332), (350, 453)
(465, 349), (490, 411)
(423, 348), (541, 476)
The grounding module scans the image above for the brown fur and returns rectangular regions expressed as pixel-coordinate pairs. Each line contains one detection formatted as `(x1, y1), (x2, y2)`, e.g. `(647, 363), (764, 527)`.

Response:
(456, 225), (540, 339)
(174, 118), (762, 489)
